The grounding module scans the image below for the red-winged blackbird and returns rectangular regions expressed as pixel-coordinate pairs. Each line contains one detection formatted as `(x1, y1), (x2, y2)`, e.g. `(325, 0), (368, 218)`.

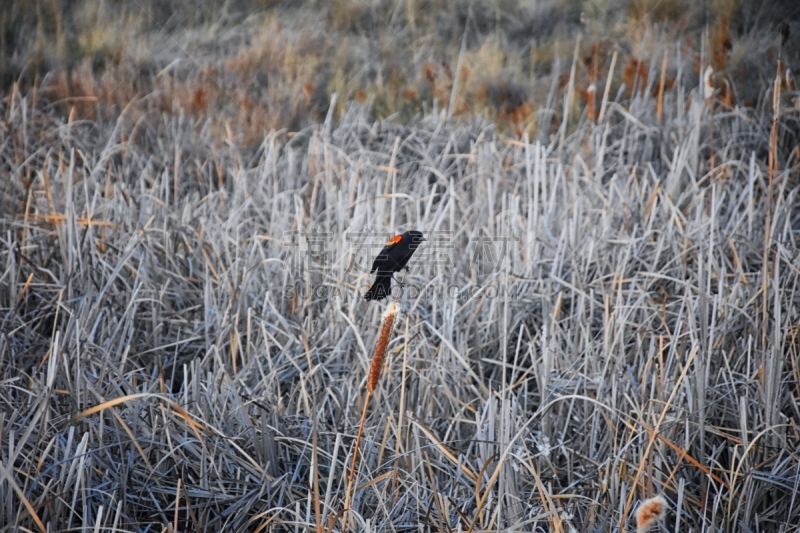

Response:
(364, 230), (426, 301)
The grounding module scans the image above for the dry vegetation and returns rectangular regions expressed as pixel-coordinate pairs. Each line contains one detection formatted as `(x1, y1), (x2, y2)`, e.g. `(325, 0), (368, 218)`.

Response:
(2, 0), (799, 140)
(2, 1), (800, 532)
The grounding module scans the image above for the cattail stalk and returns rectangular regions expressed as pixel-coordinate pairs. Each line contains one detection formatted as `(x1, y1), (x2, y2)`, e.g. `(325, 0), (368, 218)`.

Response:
(761, 60), (781, 352)
(656, 49), (668, 122)
(598, 49), (617, 122)
(343, 301), (400, 522)
(759, 59), (781, 431)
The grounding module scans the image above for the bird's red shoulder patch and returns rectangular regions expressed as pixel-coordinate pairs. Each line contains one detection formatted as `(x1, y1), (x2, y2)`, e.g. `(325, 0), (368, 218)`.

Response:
(386, 234), (403, 246)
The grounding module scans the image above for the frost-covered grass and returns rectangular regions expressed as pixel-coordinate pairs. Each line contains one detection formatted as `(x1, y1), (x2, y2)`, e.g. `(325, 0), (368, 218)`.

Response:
(1, 54), (800, 531)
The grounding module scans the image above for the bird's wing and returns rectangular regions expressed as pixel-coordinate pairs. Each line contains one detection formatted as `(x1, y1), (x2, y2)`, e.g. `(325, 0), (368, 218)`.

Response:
(370, 235), (403, 273)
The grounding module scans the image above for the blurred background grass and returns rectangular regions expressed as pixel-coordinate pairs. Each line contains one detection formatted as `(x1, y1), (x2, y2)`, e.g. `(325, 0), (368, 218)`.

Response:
(1, 0), (798, 143)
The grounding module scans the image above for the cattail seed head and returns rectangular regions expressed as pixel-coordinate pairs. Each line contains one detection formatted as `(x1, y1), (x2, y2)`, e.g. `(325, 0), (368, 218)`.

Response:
(367, 302), (398, 393)
(704, 65), (715, 103)
(636, 495), (668, 532)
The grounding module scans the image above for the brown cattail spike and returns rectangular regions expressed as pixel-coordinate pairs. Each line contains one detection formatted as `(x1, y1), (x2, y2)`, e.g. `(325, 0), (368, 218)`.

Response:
(635, 495), (668, 532)
(368, 302), (398, 393)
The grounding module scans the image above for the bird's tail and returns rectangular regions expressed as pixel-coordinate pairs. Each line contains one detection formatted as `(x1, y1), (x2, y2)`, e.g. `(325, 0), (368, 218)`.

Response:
(364, 275), (392, 301)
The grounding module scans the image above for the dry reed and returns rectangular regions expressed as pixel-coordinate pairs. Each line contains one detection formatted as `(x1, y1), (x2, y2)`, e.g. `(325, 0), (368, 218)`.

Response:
(1, 30), (798, 530)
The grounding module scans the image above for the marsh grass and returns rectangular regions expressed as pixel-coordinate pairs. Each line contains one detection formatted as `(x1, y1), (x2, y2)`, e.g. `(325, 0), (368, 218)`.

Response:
(3, 0), (799, 142)
(2, 30), (800, 532)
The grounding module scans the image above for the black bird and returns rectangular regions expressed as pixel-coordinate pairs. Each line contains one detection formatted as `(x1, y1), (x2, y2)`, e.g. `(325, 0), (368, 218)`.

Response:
(364, 230), (426, 301)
